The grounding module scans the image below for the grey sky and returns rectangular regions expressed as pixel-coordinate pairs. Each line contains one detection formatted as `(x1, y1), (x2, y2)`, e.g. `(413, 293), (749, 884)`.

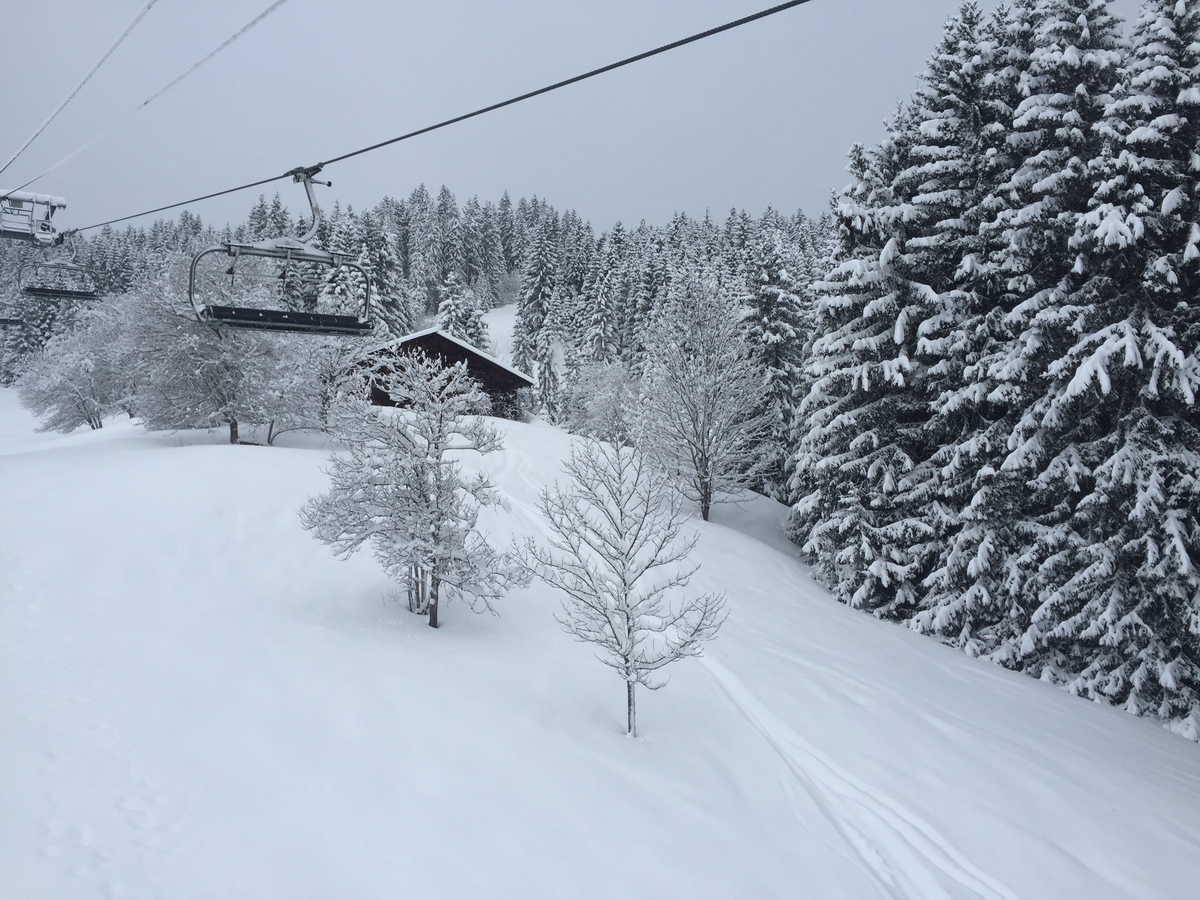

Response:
(3, 0), (1142, 233)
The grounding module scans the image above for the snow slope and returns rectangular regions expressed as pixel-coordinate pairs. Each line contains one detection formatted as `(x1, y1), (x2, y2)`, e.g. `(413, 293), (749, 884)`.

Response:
(1, 387), (1198, 900)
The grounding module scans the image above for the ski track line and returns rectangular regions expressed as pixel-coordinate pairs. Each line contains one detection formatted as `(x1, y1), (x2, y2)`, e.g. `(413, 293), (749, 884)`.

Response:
(703, 657), (1022, 900)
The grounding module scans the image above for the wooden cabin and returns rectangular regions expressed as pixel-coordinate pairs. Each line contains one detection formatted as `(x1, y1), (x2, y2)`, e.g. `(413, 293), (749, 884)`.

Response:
(362, 327), (533, 418)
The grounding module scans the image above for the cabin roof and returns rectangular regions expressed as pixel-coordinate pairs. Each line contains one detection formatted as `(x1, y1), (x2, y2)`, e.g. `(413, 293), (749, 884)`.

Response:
(374, 327), (533, 388)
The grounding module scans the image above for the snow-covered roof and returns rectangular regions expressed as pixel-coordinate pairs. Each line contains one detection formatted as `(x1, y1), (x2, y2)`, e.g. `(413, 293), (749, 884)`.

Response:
(383, 327), (533, 385)
(0, 189), (67, 207)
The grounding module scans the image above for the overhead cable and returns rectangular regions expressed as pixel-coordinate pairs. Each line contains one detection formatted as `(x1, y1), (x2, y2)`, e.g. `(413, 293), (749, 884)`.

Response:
(76, 0), (813, 232)
(317, 0), (814, 168)
(0, 0), (160, 180)
(9, 0), (293, 196)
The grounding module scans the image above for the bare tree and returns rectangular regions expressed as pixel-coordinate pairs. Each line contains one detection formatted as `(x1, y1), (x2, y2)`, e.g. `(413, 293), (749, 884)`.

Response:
(302, 352), (518, 628)
(522, 438), (726, 736)
(561, 359), (639, 445)
(638, 273), (773, 520)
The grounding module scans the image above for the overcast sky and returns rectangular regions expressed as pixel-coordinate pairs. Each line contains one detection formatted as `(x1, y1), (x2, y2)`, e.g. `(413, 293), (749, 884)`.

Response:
(2, 0), (1142, 234)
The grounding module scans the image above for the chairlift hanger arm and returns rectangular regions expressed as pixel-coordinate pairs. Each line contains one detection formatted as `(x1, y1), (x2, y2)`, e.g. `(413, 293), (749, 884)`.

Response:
(188, 172), (372, 336)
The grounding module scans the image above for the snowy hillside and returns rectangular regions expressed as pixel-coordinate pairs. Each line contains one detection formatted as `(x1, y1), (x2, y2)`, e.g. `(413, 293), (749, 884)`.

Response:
(1, 386), (1198, 899)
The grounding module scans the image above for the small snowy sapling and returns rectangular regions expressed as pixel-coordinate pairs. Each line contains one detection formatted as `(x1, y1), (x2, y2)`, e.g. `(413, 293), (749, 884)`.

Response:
(521, 438), (726, 736)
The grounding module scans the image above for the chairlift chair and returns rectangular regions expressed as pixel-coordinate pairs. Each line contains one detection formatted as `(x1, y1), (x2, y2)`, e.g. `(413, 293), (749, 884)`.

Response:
(19, 232), (99, 302)
(189, 166), (373, 336)
(0, 189), (66, 245)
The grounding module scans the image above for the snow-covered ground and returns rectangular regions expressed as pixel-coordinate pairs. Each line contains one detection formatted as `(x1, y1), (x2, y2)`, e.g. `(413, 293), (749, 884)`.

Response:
(1, 374), (1198, 897)
(483, 299), (518, 367)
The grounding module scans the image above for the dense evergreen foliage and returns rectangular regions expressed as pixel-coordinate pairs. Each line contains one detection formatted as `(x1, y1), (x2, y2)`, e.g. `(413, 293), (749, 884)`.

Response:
(789, 0), (1200, 738)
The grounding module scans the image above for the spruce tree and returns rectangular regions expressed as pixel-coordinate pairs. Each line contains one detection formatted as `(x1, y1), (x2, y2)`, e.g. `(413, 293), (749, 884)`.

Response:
(513, 219), (557, 375)
(437, 271), (490, 350)
(584, 237), (620, 364)
(1014, 0), (1200, 728)
(498, 191), (517, 274)
(789, 94), (953, 616)
(968, 0), (1126, 665)
(318, 208), (368, 318)
(744, 223), (808, 500)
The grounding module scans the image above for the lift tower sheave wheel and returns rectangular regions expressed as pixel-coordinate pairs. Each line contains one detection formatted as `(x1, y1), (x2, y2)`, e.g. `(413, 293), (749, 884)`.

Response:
(188, 166), (373, 337)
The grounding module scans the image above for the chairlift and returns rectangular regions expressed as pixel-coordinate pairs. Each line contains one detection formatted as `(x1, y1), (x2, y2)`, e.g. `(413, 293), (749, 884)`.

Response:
(0, 316), (21, 327)
(189, 166), (373, 336)
(19, 232), (99, 302)
(0, 189), (66, 245)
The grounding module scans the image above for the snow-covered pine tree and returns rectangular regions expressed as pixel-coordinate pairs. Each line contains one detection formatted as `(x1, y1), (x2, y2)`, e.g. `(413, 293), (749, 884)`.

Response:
(405, 185), (441, 314)
(910, 0), (1044, 656)
(460, 196), (505, 308)
(460, 196), (485, 292)
(559, 211), (596, 298)
(583, 236), (620, 364)
(246, 195), (271, 242)
(319, 207), (369, 318)
(513, 218), (557, 374)
(623, 226), (666, 373)
(512, 196), (535, 277)
(360, 207), (413, 337)
(722, 208), (754, 281)
(787, 97), (948, 616)
(436, 271), (490, 350)
(498, 191), (517, 274)
(849, 3), (1022, 630)
(743, 216), (809, 500)
(1009, 0), (1200, 732)
(534, 290), (564, 421)
(963, 0), (1126, 667)
(476, 200), (508, 307)
(267, 193), (291, 239)
(434, 186), (463, 286)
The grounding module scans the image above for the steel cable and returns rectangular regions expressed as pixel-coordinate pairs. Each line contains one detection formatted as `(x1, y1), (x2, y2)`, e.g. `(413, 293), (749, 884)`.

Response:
(0, 0), (160, 179)
(76, 0), (814, 232)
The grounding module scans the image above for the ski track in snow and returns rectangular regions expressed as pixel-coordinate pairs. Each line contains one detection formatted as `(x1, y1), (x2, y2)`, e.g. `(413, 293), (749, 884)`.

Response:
(702, 657), (1021, 900)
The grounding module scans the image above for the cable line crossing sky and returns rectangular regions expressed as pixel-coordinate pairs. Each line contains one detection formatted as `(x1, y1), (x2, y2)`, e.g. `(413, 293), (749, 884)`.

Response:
(0, 0), (1141, 231)
(0, 0), (159, 180)
(71, 0), (814, 232)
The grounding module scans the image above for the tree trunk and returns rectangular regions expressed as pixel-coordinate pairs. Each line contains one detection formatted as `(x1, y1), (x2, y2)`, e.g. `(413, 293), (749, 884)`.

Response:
(229, 418), (239, 444)
(626, 679), (636, 737)
(408, 566), (425, 613)
(428, 574), (440, 628)
(699, 472), (712, 521)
